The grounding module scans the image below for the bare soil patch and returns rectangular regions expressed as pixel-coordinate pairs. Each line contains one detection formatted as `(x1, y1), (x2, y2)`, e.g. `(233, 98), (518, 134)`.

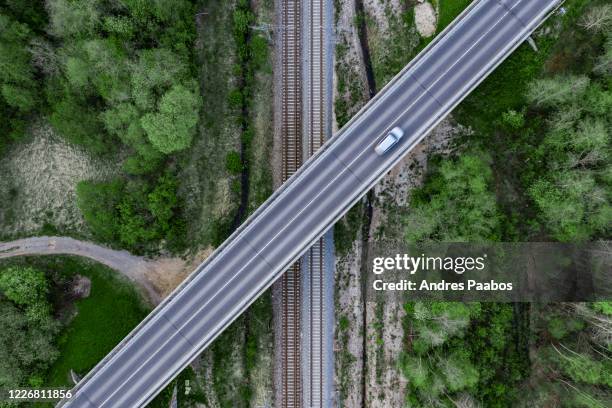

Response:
(415, 1), (438, 37)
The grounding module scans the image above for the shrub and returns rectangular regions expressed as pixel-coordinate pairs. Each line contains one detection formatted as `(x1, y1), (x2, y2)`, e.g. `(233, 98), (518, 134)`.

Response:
(77, 174), (184, 253)
(76, 179), (124, 242)
(225, 151), (243, 174)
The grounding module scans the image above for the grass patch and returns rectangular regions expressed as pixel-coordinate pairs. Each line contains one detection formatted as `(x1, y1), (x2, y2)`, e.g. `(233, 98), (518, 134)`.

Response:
(177, 0), (242, 249)
(437, 0), (473, 31)
(32, 256), (150, 387)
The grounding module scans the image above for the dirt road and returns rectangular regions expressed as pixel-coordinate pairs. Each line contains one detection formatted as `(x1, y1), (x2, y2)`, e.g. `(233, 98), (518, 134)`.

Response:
(0, 236), (200, 305)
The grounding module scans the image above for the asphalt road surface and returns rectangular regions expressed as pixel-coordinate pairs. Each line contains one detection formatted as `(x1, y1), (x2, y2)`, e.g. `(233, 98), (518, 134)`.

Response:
(59, 1), (562, 406)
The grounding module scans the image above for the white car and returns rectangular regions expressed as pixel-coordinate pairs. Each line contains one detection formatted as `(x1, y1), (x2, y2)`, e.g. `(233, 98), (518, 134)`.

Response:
(375, 127), (404, 155)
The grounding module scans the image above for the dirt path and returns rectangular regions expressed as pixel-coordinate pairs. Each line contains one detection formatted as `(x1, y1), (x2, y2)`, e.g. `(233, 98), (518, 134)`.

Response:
(0, 236), (202, 305)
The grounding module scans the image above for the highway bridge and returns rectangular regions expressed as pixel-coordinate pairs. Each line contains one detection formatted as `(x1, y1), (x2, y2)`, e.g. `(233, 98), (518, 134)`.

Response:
(59, 0), (563, 406)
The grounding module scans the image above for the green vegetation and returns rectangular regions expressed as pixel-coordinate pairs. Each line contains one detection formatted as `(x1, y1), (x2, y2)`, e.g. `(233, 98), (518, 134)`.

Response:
(334, 203), (365, 256)
(0, 265), (59, 389)
(198, 2), (275, 405)
(399, 151), (520, 406)
(400, 302), (479, 406)
(76, 173), (184, 253)
(367, 6), (419, 87)
(397, 2), (611, 406)
(524, 75), (610, 241)
(397, 0), (610, 244)
(0, 256), (202, 407)
(0, 1), (198, 253)
(0, 0), (275, 404)
(401, 302), (533, 407)
(141, 83), (201, 154)
(517, 303), (612, 407)
(37, 257), (149, 387)
(226, 0), (273, 226)
(334, 41), (365, 127)
(45, 0), (199, 161)
(0, 4), (45, 151)
(404, 153), (501, 242)
(50, 0), (199, 252)
(205, 290), (273, 407)
(0, 257), (147, 389)
(437, 0), (473, 32)
(336, 310), (357, 403)
(366, 0), (475, 92)
(179, 0), (273, 249)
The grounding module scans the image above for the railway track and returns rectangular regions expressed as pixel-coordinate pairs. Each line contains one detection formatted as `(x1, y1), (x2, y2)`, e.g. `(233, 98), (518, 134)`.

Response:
(304, 0), (327, 405)
(281, 264), (302, 407)
(281, 0), (302, 181)
(279, 0), (328, 406)
(280, 1), (303, 407)
(307, 239), (325, 408)
(308, 0), (325, 157)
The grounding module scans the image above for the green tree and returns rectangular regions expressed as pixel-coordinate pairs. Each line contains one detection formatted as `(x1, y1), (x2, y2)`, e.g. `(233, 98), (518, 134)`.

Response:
(1, 83), (36, 111)
(101, 102), (163, 174)
(0, 13), (40, 141)
(130, 48), (188, 111)
(0, 266), (48, 308)
(526, 79), (611, 241)
(500, 109), (525, 130)
(578, 4), (612, 33)
(147, 174), (179, 233)
(553, 345), (612, 387)
(76, 179), (124, 242)
(594, 34), (612, 75)
(440, 351), (479, 392)
(80, 39), (130, 103)
(102, 15), (135, 39)
(404, 153), (501, 242)
(43, 0), (198, 165)
(529, 171), (609, 241)
(0, 301), (59, 388)
(0, 265), (59, 388)
(400, 355), (430, 389)
(409, 302), (480, 354)
(49, 96), (111, 154)
(0, 15), (35, 87)
(1, 0), (47, 29)
(46, 0), (100, 38)
(141, 83), (201, 154)
(77, 175), (182, 252)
